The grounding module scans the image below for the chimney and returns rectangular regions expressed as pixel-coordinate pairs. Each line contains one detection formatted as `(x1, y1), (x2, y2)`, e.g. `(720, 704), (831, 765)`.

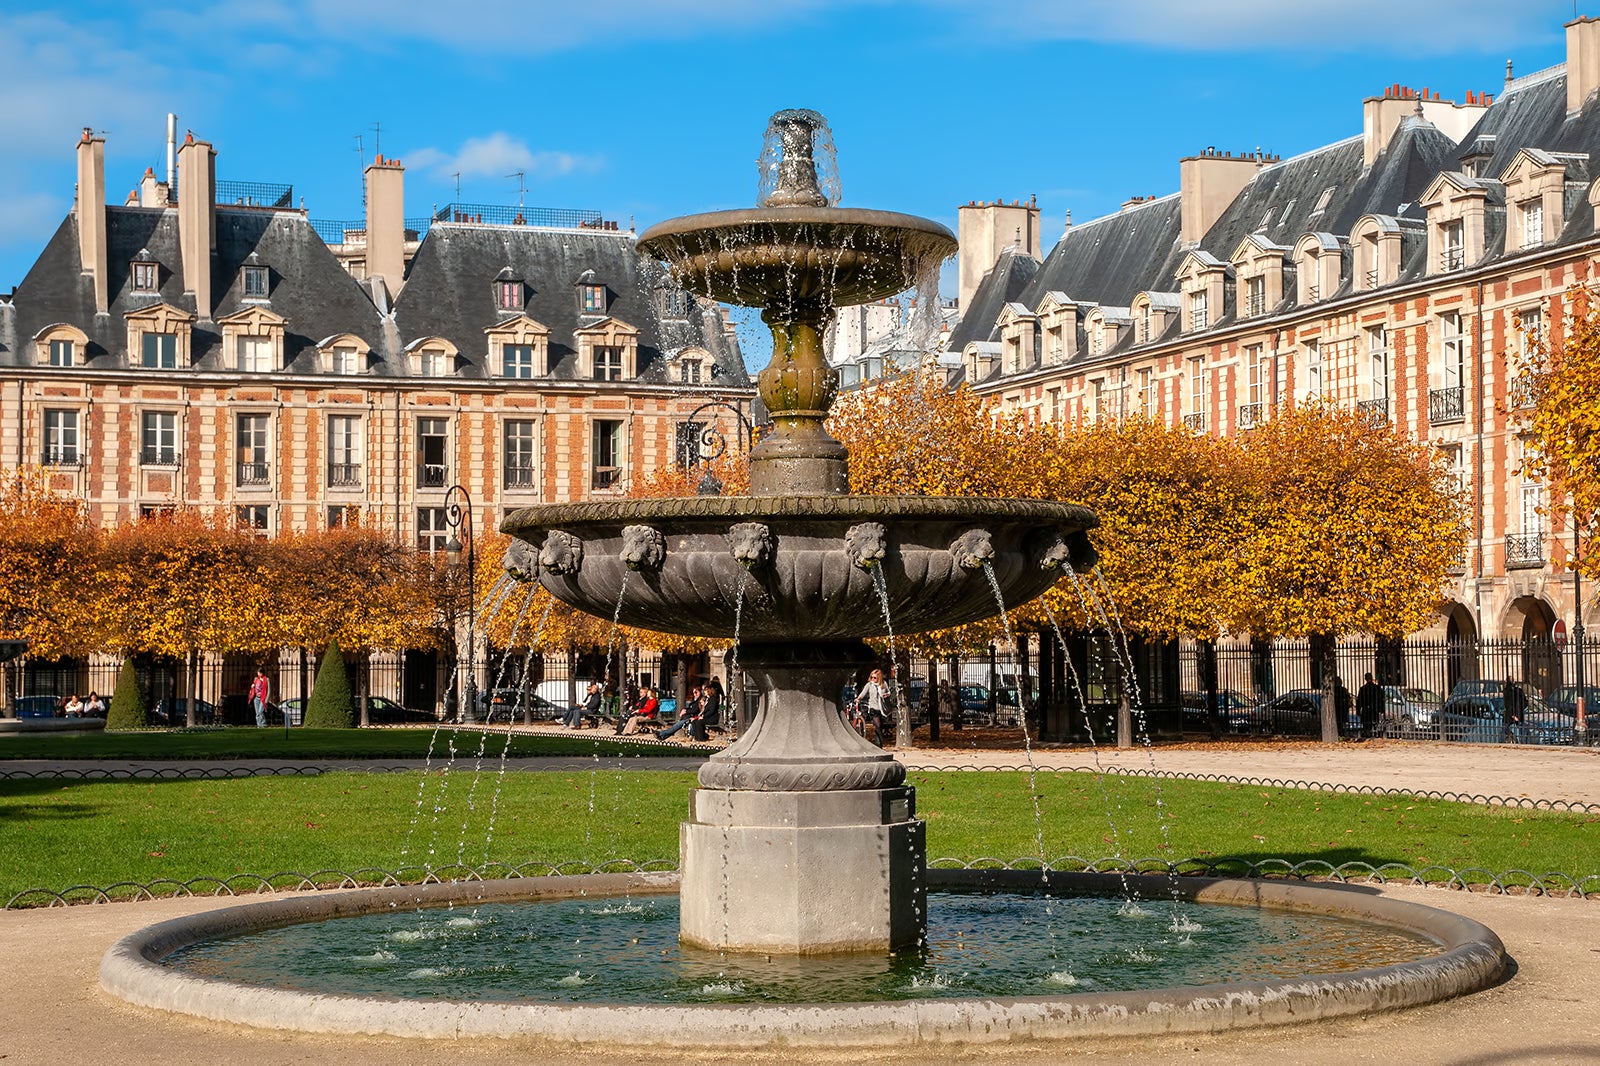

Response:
(177, 132), (217, 321)
(75, 129), (108, 314)
(1569, 16), (1600, 112)
(955, 197), (1041, 311)
(365, 155), (406, 302)
(1178, 149), (1258, 244)
(1363, 87), (1490, 167)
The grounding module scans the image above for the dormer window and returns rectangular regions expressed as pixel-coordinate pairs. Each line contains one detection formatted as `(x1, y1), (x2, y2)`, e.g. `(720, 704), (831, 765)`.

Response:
(495, 279), (523, 311)
(316, 332), (372, 375)
(1441, 221), (1464, 271)
(242, 264), (269, 298)
(132, 260), (158, 293)
(503, 344), (536, 378)
(35, 323), (88, 368)
(333, 347), (360, 375)
(237, 335), (272, 372)
(662, 287), (689, 318)
(1245, 276), (1266, 317)
(50, 339), (74, 366)
(419, 348), (445, 376)
(1523, 201), (1545, 246)
(682, 358), (702, 384)
(576, 271), (607, 315)
(594, 345), (623, 381)
(1190, 290), (1208, 331)
(1139, 305), (1153, 343)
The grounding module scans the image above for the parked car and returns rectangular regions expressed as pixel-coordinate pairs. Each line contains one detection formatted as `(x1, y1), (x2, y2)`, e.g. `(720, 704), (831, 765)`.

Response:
(149, 697), (216, 727)
(1239, 689), (1359, 736)
(1549, 685), (1600, 718)
(12, 695), (61, 718)
(1180, 689), (1252, 732)
(1437, 682), (1571, 744)
(478, 687), (563, 723)
(1378, 686), (1443, 736)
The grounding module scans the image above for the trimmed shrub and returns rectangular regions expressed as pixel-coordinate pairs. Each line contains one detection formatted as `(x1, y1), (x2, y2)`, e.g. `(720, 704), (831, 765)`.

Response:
(302, 638), (354, 728)
(106, 658), (148, 730)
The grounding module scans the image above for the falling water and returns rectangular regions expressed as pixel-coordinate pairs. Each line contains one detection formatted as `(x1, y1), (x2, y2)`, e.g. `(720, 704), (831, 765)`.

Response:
(868, 566), (906, 746)
(1041, 596), (1136, 902)
(1061, 565), (1185, 917)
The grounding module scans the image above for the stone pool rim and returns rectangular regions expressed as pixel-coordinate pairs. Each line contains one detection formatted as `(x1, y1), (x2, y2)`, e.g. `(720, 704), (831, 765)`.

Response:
(99, 870), (1508, 1046)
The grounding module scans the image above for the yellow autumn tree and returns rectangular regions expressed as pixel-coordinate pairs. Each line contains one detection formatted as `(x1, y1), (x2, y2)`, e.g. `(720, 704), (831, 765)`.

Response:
(269, 524), (441, 654)
(1517, 284), (1599, 575)
(0, 468), (97, 660)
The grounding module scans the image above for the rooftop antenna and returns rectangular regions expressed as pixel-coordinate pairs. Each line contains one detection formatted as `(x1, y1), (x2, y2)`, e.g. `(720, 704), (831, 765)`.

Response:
(453, 171), (462, 203)
(507, 169), (527, 209)
(371, 121), (382, 157)
(354, 133), (366, 208)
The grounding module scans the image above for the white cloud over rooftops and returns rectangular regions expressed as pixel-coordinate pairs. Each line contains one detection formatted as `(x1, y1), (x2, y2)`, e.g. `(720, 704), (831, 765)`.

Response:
(405, 133), (603, 182)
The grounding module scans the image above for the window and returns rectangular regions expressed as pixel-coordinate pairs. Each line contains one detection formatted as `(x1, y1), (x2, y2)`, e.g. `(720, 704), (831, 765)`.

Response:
(592, 419), (622, 489)
(580, 284), (606, 314)
(675, 422), (702, 468)
(328, 505), (358, 529)
(1519, 307), (1544, 361)
(139, 504), (175, 521)
(1441, 444), (1465, 497)
(504, 420), (537, 489)
(1048, 388), (1063, 422)
(495, 280), (522, 311)
(141, 332), (177, 369)
(417, 347), (446, 377)
(43, 410), (79, 465)
(1190, 290), (1208, 331)
(503, 344), (536, 378)
(242, 265), (269, 298)
(1137, 368), (1154, 415)
(682, 359), (702, 384)
(1089, 379), (1105, 422)
(1363, 326), (1390, 422)
(236, 414), (270, 485)
(1139, 306), (1152, 343)
(1441, 221), (1464, 270)
(1524, 201), (1545, 247)
(1440, 312), (1465, 391)
(417, 508), (449, 552)
(48, 339), (74, 367)
(417, 417), (448, 488)
(132, 261), (158, 292)
(237, 334), (272, 373)
(236, 505), (269, 535)
(1240, 344), (1267, 429)
(1305, 339), (1322, 399)
(594, 345), (624, 382)
(1245, 276), (1266, 317)
(328, 414), (362, 487)
(1184, 361), (1203, 419)
(1048, 324), (1065, 360)
(141, 411), (178, 465)
(332, 346), (360, 375)
(662, 288), (688, 318)
(1522, 475), (1546, 536)
(1087, 326), (1102, 356)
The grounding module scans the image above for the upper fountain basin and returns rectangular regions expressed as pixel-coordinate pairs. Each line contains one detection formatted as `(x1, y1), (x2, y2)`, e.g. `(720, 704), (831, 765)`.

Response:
(636, 207), (957, 309)
(500, 494), (1097, 641)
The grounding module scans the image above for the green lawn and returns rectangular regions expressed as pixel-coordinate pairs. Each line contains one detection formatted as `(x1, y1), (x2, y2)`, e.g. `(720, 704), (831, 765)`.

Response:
(0, 727), (700, 761)
(2, 769), (1595, 905)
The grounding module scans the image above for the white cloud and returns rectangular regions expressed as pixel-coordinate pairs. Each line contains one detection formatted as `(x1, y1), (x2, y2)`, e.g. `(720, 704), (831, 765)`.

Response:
(405, 133), (602, 182)
(945, 0), (1559, 53)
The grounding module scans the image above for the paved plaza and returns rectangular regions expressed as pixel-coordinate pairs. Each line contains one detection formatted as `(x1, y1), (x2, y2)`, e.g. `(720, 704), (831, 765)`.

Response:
(2, 739), (1597, 1064)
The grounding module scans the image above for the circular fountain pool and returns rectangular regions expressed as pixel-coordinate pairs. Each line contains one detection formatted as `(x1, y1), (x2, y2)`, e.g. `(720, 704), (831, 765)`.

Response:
(101, 871), (1506, 1046)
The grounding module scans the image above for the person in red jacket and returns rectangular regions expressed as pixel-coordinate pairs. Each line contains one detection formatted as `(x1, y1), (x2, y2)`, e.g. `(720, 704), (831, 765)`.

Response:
(618, 687), (661, 736)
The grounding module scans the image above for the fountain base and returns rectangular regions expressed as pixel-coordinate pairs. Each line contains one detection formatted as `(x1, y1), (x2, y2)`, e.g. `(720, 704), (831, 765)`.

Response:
(679, 785), (925, 953)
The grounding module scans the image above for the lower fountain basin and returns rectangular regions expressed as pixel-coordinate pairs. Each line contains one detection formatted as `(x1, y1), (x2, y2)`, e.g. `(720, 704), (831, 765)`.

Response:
(101, 871), (1506, 1046)
(499, 495), (1097, 640)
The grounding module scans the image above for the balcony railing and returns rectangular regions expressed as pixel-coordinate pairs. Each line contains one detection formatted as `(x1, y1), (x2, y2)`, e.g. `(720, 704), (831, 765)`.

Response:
(1182, 412), (1207, 431)
(1190, 310), (1208, 330)
(1364, 268), (1378, 288)
(504, 465), (537, 490)
(1428, 386), (1465, 424)
(1245, 293), (1266, 317)
(237, 462), (271, 485)
(41, 452), (80, 467)
(140, 451), (181, 467)
(592, 467), (621, 490)
(1441, 248), (1465, 271)
(1505, 531), (1545, 569)
(1237, 402), (1265, 430)
(1356, 397), (1390, 424)
(1305, 283), (1320, 302)
(418, 463), (449, 488)
(328, 463), (363, 488)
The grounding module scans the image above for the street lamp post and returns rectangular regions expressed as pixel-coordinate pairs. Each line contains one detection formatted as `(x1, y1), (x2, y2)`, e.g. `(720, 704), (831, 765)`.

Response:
(443, 485), (476, 724)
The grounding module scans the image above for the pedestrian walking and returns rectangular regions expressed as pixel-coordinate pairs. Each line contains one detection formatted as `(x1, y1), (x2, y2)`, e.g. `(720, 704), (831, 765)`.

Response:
(250, 668), (271, 728)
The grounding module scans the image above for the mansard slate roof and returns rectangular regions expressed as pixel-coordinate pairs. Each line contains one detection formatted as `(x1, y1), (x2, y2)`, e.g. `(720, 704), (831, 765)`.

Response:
(954, 80), (1556, 353)
(9, 207), (386, 371)
(945, 248), (1040, 351)
(392, 224), (745, 384)
(5, 204), (747, 385)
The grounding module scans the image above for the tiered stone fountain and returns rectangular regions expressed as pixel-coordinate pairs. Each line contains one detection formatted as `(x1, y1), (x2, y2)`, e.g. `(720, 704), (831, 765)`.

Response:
(502, 109), (1097, 952)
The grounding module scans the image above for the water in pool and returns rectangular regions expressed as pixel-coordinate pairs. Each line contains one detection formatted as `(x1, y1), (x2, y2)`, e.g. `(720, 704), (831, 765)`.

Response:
(167, 890), (1437, 1003)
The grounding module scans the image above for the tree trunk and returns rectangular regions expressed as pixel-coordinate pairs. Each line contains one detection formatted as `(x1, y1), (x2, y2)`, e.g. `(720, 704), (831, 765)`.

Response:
(926, 659), (939, 743)
(1319, 634), (1340, 744)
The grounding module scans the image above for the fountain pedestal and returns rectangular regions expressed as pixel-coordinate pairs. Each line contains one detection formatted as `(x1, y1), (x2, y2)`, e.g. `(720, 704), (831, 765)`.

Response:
(680, 786), (924, 953)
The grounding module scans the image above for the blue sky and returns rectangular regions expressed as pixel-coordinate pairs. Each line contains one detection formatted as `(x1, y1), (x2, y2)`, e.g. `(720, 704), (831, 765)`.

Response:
(0, 1), (1581, 296)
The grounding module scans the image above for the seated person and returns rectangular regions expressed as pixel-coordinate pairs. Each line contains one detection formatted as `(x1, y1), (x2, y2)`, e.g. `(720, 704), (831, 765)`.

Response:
(565, 681), (601, 729)
(618, 687), (662, 735)
(657, 686), (703, 741)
